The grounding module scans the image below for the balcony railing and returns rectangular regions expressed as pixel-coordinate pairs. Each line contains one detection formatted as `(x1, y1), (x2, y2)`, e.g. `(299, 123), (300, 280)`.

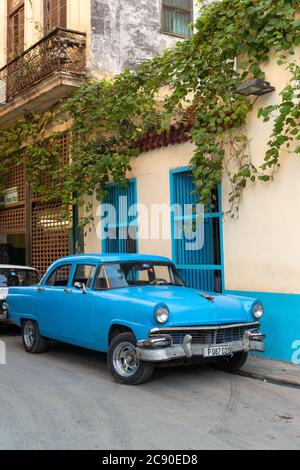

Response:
(0, 28), (87, 103)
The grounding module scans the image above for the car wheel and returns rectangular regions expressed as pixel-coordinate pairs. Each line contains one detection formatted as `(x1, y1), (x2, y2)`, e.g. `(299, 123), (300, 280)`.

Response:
(22, 320), (48, 354)
(214, 352), (248, 373)
(108, 332), (154, 385)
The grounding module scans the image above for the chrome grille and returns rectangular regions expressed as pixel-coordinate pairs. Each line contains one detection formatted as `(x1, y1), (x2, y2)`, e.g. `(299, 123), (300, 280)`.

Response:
(151, 324), (257, 346)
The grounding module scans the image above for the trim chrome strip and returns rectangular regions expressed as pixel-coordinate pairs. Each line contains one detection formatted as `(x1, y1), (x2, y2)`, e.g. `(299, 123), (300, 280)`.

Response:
(150, 322), (259, 334)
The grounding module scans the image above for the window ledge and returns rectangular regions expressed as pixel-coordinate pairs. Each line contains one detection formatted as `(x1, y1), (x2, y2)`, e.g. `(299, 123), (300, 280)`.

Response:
(159, 30), (190, 39)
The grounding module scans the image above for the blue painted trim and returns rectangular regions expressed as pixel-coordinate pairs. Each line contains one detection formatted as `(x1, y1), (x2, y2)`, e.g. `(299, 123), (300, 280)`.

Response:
(227, 290), (300, 364)
(169, 166), (224, 292)
(101, 177), (138, 254)
(218, 184), (225, 293)
(177, 264), (222, 271)
(133, 176), (139, 254)
(169, 168), (176, 264)
(170, 166), (190, 175)
(174, 212), (221, 221)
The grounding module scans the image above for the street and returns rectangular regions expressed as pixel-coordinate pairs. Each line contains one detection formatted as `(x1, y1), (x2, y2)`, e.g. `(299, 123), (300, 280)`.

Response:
(1, 326), (300, 450)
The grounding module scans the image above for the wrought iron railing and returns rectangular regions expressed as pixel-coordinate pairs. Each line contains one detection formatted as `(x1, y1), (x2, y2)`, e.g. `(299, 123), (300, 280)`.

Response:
(0, 28), (87, 103)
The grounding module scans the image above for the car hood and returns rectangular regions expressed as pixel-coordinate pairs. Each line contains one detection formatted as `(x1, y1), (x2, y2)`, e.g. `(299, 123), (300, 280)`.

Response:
(110, 285), (249, 326)
(0, 287), (8, 300)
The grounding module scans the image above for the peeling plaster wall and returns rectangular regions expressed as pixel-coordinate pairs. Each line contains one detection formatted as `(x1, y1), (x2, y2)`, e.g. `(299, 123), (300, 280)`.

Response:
(90, 0), (190, 76)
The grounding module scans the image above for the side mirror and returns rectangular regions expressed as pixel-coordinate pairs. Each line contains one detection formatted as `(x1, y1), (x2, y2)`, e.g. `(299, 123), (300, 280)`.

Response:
(74, 282), (87, 294)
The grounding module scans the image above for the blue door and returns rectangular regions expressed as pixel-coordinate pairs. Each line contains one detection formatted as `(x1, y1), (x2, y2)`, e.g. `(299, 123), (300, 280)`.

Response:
(35, 263), (73, 338)
(170, 168), (224, 293)
(102, 178), (138, 254)
(58, 264), (97, 346)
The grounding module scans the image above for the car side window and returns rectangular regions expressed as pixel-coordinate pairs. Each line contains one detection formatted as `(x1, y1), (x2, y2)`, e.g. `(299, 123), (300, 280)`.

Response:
(72, 265), (96, 288)
(27, 270), (40, 286)
(45, 265), (72, 287)
(93, 265), (110, 290)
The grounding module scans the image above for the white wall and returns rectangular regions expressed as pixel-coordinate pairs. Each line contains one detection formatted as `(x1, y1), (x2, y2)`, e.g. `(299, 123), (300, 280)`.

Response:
(222, 56), (300, 294)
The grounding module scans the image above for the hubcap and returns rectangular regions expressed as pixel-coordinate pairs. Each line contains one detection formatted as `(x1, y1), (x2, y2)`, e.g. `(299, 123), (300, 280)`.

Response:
(24, 321), (35, 348)
(112, 342), (139, 378)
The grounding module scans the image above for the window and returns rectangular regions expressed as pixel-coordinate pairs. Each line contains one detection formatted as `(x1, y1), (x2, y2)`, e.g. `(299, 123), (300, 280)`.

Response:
(170, 169), (223, 293)
(93, 265), (110, 290)
(45, 264), (72, 287)
(102, 179), (138, 254)
(72, 265), (96, 288)
(161, 0), (193, 37)
(7, 0), (24, 60)
(26, 270), (40, 286)
(93, 262), (184, 291)
(43, 0), (67, 35)
(0, 268), (40, 287)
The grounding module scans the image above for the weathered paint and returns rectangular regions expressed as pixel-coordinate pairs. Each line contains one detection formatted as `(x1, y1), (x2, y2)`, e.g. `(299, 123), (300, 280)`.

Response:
(90, 0), (182, 75)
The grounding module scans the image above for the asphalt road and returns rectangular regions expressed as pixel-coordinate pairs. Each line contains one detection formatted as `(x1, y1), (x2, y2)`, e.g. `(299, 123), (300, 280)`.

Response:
(1, 326), (300, 450)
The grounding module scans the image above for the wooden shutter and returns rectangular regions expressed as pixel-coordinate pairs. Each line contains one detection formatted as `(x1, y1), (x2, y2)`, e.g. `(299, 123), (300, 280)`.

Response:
(18, 6), (24, 52)
(44, 0), (67, 35)
(59, 0), (67, 29)
(7, 1), (24, 60)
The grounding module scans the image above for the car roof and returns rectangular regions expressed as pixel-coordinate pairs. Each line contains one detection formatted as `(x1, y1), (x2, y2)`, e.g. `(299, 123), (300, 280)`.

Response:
(0, 265), (38, 271)
(53, 254), (172, 265)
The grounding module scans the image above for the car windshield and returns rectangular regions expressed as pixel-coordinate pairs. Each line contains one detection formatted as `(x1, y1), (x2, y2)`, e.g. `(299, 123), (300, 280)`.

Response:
(0, 268), (40, 288)
(94, 262), (184, 290)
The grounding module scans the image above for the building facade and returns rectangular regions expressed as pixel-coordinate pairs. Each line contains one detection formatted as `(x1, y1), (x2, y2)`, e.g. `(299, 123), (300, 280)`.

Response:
(0, 1), (299, 364)
(0, 0), (196, 273)
(84, 56), (300, 365)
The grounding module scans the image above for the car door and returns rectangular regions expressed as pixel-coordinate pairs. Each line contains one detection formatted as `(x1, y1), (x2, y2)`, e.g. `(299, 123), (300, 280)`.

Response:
(34, 263), (73, 339)
(59, 263), (97, 347)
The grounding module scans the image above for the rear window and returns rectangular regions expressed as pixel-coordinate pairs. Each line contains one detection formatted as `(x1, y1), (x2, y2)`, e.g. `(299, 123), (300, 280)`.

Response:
(0, 269), (40, 287)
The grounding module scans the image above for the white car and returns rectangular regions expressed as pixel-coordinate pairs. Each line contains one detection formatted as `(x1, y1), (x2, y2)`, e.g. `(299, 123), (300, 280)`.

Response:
(0, 265), (40, 323)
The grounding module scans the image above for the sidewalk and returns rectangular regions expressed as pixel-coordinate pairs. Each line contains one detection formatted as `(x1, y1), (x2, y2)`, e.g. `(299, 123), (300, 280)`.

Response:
(239, 356), (300, 387)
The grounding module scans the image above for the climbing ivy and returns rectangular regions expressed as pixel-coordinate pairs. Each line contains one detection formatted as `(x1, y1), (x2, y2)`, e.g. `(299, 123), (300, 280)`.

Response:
(0, 0), (300, 222)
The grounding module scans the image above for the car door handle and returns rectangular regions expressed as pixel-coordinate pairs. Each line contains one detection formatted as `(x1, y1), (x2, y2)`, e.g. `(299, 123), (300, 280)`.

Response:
(64, 289), (72, 294)
(37, 287), (45, 292)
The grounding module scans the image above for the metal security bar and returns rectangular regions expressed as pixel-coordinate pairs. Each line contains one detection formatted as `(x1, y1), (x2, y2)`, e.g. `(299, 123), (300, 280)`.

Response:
(170, 168), (224, 292)
(102, 179), (138, 254)
(0, 27), (86, 102)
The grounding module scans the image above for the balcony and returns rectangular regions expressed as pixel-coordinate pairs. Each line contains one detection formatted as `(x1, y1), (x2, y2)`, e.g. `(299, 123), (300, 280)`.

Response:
(0, 28), (87, 126)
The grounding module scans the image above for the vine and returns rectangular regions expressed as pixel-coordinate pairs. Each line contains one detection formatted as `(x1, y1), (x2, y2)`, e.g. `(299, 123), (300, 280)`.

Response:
(0, 0), (300, 224)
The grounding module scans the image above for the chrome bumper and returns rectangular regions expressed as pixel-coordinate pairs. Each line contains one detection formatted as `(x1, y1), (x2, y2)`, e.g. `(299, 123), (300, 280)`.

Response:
(136, 330), (265, 363)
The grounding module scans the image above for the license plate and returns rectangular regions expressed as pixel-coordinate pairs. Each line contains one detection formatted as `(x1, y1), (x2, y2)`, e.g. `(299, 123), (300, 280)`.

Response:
(203, 345), (232, 358)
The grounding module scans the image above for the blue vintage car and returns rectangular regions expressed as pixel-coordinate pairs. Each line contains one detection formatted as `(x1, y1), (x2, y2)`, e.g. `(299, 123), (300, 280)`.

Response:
(6, 254), (265, 385)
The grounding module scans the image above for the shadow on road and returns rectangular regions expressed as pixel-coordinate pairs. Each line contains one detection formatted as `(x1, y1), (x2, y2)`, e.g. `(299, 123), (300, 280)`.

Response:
(2, 327), (215, 382)
(0, 325), (21, 337)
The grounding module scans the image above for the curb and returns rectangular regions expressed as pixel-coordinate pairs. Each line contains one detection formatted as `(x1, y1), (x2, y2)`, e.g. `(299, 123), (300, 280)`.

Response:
(236, 369), (300, 389)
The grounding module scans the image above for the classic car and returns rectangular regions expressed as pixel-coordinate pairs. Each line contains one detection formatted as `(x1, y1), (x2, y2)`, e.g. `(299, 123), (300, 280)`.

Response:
(0, 265), (40, 324)
(6, 254), (265, 385)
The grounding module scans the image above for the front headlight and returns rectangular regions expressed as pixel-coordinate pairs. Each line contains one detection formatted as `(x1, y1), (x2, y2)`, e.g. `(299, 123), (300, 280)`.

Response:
(154, 306), (169, 324)
(252, 303), (264, 319)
